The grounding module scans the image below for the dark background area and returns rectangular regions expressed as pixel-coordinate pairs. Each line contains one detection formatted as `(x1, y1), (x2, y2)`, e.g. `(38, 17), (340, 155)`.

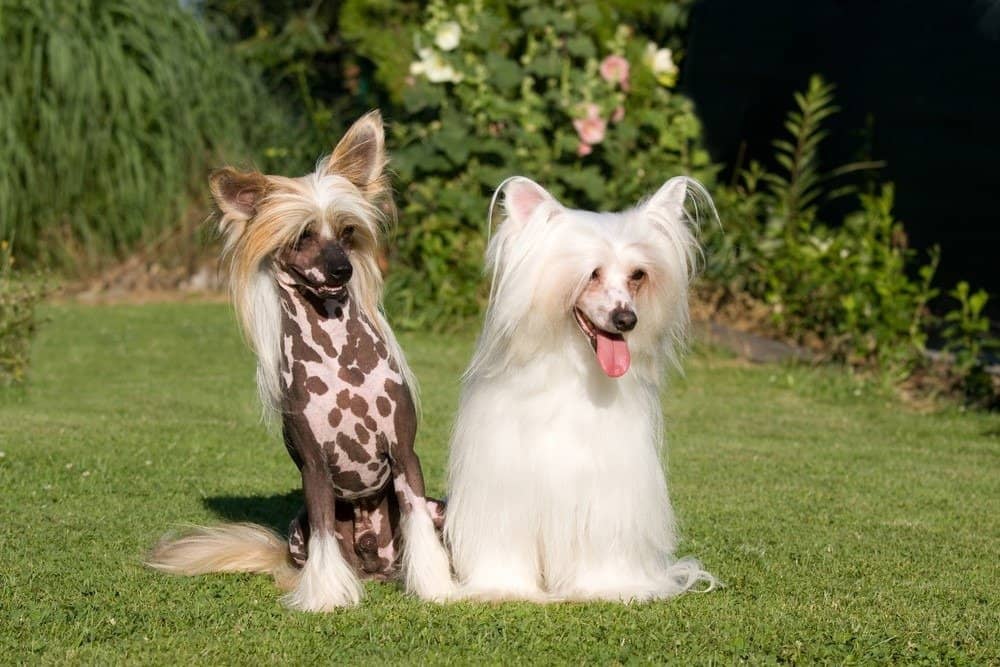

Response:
(684, 0), (999, 315)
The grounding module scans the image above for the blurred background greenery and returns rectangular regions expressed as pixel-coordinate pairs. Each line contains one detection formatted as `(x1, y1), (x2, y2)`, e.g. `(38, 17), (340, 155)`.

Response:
(0, 0), (995, 404)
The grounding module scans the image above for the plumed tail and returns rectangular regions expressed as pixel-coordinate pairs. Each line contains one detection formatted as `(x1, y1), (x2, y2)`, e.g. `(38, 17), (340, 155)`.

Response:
(661, 557), (719, 597)
(146, 523), (300, 591)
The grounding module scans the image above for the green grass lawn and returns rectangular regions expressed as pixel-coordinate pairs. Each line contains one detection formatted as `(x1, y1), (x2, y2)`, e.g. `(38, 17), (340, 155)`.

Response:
(1, 303), (997, 664)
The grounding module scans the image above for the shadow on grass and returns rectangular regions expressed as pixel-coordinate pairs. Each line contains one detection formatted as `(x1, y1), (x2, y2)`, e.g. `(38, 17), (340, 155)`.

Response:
(203, 490), (302, 533)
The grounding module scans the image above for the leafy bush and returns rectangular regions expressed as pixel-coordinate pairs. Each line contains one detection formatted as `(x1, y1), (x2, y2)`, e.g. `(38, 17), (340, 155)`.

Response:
(0, 0), (292, 271)
(0, 241), (47, 387)
(198, 0), (404, 170)
(362, 0), (713, 328)
(703, 76), (996, 400)
(940, 282), (998, 405)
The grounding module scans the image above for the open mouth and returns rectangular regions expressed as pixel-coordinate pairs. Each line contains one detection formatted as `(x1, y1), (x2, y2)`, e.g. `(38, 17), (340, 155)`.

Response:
(311, 284), (348, 299)
(287, 268), (349, 300)
(574, 308), (631, 378)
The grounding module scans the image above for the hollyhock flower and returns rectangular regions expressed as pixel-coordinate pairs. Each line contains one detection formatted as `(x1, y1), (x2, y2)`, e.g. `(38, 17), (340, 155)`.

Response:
(434, 21), (461, 51)
(577, 142), (593, 157)
(611, 106), (625, 123)
(410, 48), (463, 83)
(644, 42), (678, 87)
(599, 54), (630, 90)
(573, 103), (607, 146)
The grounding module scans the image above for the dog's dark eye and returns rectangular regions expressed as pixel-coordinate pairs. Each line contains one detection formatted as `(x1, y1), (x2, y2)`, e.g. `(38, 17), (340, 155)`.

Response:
(631, 269), (646, 282)
(340, 225), (355, 242)
(590, 269), (600, 281)
(294, 229), (315, 249)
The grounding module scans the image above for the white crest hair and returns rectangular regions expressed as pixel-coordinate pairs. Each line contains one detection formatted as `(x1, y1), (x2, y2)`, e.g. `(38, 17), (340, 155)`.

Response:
(468, 176), (712, 382)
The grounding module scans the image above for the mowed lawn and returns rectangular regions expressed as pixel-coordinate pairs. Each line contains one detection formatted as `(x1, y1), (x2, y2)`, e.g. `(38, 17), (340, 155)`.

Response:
(1, 302), (997, 664)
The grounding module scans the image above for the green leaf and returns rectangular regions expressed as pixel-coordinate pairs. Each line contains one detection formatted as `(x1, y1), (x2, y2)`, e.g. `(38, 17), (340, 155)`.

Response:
(484, 52), (522, 94)
(565, 34), (596, 58)
(526, 51), (562, 77)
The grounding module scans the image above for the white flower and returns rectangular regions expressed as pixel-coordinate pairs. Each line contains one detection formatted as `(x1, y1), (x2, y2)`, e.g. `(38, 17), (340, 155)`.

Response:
(812, 237), (833, 253)
(410, 48), (463, 84)
(644, 42), (678, 87)
(434, 21), (462, 51)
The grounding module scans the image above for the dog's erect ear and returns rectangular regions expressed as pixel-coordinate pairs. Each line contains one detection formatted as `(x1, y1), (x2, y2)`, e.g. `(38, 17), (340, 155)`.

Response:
(209, 168), (270, 221)
(327, 110), (387, 196)
(492, 177), (560, 235)
(643, 176), (690, 223)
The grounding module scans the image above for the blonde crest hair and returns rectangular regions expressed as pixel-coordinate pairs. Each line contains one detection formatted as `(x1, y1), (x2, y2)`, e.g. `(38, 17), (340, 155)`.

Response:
(208, 111), (417, 417)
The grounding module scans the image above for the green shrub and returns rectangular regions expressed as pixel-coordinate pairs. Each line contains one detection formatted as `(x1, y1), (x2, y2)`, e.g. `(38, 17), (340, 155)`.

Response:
(0, 241), (47, 387)
(0, 0), (292, 270)
(187, 0), (709, 327)
(368, 0), (713, 328)
(704, 76), (997, 400)
(941, 282), (997, 405)
(199, 0), (398, 171)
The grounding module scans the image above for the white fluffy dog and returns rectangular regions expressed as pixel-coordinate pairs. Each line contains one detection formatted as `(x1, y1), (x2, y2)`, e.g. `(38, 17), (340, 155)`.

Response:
(444, 176), (717, 602)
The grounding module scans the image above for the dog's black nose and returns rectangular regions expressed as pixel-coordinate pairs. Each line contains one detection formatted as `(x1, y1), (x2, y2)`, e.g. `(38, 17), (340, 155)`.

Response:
(611, 308), (637, 332)
(328, 262), (353, 285)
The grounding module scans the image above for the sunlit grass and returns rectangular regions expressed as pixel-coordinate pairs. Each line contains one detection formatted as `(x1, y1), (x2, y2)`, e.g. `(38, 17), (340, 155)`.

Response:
(0, 302), (997, 663)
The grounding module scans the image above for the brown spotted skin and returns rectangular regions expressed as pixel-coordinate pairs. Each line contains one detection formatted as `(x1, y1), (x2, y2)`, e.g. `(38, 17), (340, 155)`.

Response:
(277, 281), (440, 580)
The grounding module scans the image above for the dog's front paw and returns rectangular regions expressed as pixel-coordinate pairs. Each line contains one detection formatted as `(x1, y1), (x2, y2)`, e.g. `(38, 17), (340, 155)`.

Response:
(281, 534), (363, 612)
(401, 510), (455, 602)
(281, 582), (361, 612)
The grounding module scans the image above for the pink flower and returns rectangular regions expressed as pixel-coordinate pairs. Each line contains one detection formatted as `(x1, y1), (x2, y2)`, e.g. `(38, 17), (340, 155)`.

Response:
(573, 103), (607, 146)
(611, 105), (625, 123)
(577, 142), (593, 157)
(600, 54), (630, 90)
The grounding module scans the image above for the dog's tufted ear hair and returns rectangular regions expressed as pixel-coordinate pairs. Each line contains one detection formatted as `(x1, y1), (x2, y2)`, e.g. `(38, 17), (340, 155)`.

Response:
(643, 176), (691, 224)
(209, 167), (270, 222)
(491, 177), (560, 236)
(642, 176), (714, 279)
(326, 110), (388, 198)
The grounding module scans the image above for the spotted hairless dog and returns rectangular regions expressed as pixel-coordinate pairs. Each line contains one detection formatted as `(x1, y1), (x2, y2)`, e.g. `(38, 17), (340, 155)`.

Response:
(275, 258), (444, 579)
(148, 111), (453, 610)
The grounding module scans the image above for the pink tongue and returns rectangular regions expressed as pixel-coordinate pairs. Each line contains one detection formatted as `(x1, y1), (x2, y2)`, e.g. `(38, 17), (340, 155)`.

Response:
(595, 331), (630, 377)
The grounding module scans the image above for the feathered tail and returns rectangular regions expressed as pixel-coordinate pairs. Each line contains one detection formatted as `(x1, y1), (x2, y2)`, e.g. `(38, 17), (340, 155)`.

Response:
(146, 523), (300, 591)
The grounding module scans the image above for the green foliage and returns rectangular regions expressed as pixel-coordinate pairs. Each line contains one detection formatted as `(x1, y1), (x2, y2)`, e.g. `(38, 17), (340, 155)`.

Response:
(943, 282), (995, 373)
(184, 0), (708, 327)
(0, 0), (291, 270)
(705, 76), (996, 400)
(373, 0), (713, 327)
(763, 75), (839, 222)
(340, 0), (426, 105)
(0, 242), (47, 386)
(199, 0), (367, 166)
(941, 282), (998, 405)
